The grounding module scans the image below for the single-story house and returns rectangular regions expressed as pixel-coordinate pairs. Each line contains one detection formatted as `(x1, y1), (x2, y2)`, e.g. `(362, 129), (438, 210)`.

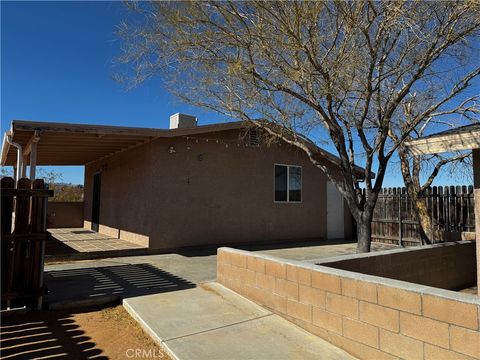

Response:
(405, 123), (480, 295)
(1, 114), (359, 250)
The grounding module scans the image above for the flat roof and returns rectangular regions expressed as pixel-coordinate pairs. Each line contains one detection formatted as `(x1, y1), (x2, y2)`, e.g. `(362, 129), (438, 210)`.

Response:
(405, 123), (480, 155)
(1, 120), (244, 166)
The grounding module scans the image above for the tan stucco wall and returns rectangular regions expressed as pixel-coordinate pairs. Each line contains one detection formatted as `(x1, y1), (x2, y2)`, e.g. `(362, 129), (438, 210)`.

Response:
(83, 129), (347, 250)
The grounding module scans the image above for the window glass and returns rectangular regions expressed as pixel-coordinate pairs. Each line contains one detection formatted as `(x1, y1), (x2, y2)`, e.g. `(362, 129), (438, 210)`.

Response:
(274, 165), (288, 202)
(289, 166), (302, 202)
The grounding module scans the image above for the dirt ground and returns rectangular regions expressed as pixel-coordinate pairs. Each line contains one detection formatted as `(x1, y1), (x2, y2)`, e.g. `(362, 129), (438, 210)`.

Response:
(1, 305), (171, 359)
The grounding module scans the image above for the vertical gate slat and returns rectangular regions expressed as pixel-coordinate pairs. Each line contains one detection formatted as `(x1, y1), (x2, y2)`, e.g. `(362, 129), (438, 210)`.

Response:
(1, 177), (15, 306)
(31, 179), (47, 309)
(370, 183), (474, 246)
(14, 178), (32, 303)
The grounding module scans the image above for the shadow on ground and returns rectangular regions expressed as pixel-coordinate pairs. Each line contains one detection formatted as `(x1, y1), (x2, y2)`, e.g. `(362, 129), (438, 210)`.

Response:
(0, 307), (107, 360)
(45, 235), (80, 256)
(45, 263), (195, 308)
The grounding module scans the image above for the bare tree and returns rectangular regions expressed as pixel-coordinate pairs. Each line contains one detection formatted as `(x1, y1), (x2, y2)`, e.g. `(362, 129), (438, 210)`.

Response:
(392, 93), (478, 244)
(117, 1), (480, 252)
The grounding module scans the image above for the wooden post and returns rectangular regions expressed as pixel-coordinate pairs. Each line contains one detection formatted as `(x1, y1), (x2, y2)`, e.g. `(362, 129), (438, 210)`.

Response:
(1, 177), (15, 308)
(398, 188), (403, 246)
(12, 178), (31, 308)
(472, 149), (480, 296)
(31, 179), (47, 309)
(22, 155), (28, 178)
(29, 141), (37, 180)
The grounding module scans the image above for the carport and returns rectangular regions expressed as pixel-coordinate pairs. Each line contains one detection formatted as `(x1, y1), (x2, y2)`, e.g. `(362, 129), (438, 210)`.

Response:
(1, 120), (166, 179)
(1, 119), (243, 175)
(1, 119), (244, 256)
(405, 123), (480, 296)
(0, 120), (167, 256)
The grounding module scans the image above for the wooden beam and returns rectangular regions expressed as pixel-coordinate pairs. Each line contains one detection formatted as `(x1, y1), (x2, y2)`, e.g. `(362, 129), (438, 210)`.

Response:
(406, 131), (480, 155)
(12, 120), (167, 137)
(23, 130), (41, 157)
(1, 133), (10, 166)
(29, 141), (37, 180)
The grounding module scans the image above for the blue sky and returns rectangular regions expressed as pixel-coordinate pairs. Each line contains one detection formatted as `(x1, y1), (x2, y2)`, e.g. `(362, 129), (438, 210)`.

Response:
(1, 1), (225, 184)
(1, 1), (475, 186)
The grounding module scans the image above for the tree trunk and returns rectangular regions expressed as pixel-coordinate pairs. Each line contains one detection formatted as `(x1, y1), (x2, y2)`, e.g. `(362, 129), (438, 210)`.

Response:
(397, 145), (433, 245)
(356, 213), (372, 253)
(403, 179), (432, 245)
(413, 195), (433, 244)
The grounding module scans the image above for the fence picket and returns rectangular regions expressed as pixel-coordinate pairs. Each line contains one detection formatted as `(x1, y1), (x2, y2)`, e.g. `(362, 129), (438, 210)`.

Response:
(371, 185), (475, 246)
(1, 177), (51, 310)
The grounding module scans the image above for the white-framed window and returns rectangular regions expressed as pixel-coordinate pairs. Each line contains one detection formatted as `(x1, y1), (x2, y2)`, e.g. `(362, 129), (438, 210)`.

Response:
(274, 164), (302, 203)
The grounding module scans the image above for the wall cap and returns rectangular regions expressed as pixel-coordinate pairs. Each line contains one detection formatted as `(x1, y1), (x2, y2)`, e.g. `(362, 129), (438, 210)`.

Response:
(218, 245), (480, 305)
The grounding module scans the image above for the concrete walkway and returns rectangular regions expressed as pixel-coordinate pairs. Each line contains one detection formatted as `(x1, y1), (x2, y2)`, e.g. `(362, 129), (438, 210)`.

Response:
(44, 240), (396, 308)
(124, 282), (354, 360)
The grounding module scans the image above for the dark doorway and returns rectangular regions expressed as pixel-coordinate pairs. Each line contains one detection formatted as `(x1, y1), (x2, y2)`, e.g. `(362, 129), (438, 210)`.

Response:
(91, 172), (101, 232)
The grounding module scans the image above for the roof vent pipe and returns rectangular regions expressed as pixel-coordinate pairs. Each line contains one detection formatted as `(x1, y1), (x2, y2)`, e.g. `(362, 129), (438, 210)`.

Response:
(5, 133), (23, 184)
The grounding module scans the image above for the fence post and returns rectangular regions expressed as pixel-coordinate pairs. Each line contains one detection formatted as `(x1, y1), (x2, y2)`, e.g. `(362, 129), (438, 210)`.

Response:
(31, 179), (47, 310)
(398, 188), (403, 246)
(13, 178), (31, 308)
(1, 177), (15, 309)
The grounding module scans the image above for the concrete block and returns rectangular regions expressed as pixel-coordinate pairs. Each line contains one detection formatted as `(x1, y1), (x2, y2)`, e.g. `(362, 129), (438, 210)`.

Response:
(311, 271), (341, 294)
(377, 285), (422, 314)
(400, 312), (449, 348)
(312, 307), (342, 334)
(422, 294), (479, 330)
(343, 317), (379, 348)
(342, 278), (377, 303)
(326, 292), (359, 319)
(379, 329), (424, 360)
(359, 301), (399, 332)
(299, 285), (326, 308)
(450, 325), (480, 358)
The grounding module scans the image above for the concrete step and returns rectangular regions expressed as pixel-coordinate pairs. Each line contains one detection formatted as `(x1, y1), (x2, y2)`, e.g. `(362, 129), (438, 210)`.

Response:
(123, 282), (354, 360)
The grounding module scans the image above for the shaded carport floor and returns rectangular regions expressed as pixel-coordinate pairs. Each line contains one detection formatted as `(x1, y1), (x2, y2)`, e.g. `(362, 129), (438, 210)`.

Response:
(46, 228), (148, 258)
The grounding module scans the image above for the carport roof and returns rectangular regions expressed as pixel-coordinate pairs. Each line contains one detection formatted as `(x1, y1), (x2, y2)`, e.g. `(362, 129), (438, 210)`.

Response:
(1, 120), (244, 166)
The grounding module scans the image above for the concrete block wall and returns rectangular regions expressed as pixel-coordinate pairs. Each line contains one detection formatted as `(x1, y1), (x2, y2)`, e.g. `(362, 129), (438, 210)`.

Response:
(217, 247), (480, 360)
(321, 242), (476, 291)
(47, 202), (84, 228)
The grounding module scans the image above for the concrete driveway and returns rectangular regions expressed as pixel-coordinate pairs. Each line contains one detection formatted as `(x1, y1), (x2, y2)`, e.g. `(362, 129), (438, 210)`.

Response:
(44, 239), (396, 308)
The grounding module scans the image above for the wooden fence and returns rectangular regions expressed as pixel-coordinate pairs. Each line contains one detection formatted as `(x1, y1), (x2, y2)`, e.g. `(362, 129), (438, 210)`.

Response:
(371, 186), (475, 246)
(1, 177), (52, 310)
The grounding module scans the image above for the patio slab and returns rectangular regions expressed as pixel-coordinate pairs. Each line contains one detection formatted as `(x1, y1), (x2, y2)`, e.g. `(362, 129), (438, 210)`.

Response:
(123, 282), (353, 360)
(46, 228), (148, 259)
